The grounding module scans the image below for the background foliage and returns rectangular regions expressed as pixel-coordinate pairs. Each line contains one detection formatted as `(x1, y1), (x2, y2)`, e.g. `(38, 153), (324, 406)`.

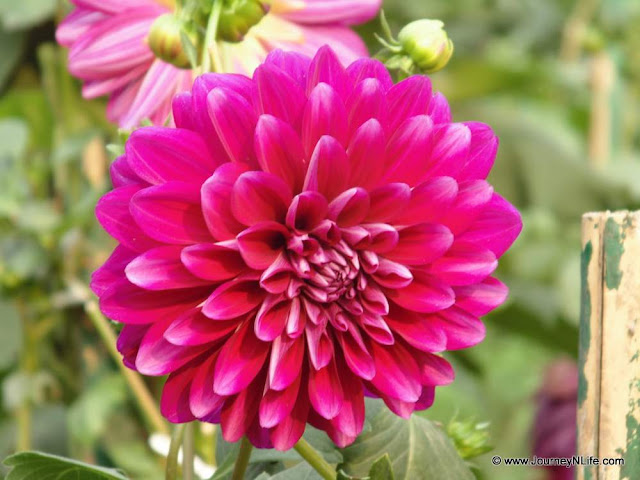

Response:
(0, 0), (639, 479)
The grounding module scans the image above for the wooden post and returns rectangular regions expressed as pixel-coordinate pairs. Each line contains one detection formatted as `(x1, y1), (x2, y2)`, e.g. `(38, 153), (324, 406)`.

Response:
(578, 211), (640, 480)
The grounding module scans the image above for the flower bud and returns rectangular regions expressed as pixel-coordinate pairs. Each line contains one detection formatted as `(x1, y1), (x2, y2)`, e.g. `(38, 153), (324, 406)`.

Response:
(147, 14), (197, 69)
(218, 0), (269, 43)
(398, 19), (454, 74)
(447, 419), (492, 460)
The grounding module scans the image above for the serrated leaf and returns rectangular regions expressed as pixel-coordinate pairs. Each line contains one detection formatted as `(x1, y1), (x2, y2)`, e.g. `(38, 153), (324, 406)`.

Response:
(3, 451), (129, 479)
(369, 455), (394, 480)
(340, 400), (474, 480)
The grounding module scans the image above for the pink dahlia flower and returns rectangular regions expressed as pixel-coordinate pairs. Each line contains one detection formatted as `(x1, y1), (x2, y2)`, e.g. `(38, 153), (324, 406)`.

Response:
(92, 47), (522, 450)
(56, 0), (381, 129)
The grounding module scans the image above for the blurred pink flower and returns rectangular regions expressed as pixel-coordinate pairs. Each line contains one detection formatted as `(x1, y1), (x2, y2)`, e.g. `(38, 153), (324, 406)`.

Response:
(56, 0), (381, 128)
(92, 47), (522, 450)
(533, 359), (578, 480)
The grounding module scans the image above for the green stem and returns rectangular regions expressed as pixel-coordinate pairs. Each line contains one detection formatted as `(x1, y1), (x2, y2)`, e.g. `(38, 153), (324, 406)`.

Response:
(183, 423), (195, 480)
(16, 301), (36, 452)
(293, 438), (336, 480)
(84, 299), (169, 435)
(231, 437), (253, 480)
(202, 0), (223, 72)
(166, 424), (185, 480)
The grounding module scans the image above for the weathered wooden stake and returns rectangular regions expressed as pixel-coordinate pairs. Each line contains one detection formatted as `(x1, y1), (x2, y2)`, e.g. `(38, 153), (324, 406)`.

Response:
(578, 211), (640, 480)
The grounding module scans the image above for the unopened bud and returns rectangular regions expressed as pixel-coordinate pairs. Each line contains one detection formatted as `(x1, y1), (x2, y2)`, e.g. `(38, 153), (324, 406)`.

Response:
(447, 419), (492, 460)
(148, 14), (198, 68)
(218, 0), (269, 43)
(398, 19), (454, 74)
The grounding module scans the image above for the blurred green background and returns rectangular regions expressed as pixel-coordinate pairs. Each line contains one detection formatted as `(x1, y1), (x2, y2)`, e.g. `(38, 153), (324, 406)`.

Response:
(1, 0), (639, 479)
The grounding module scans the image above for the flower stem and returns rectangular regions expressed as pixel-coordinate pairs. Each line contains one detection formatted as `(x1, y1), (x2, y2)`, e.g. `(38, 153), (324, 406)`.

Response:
(293, 438), (337, 480)
(183, 423), (195, 480)
(84, 298), (169, 435)
(166, 424), (185, 480)
(202, 0), (223, 72)
(231, 437), (253, 480)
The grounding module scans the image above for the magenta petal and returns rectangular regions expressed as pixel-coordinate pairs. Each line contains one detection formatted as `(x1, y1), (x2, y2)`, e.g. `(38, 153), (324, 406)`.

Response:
(308, 359), (344, 419)
(100, 279), (208, 324)
(346, 78), (388, 135)
(359, 314), (394, 345)
(220, 372), (264, 442)
(231, 171), (292, 226)
(395, 176), (459, 225)
(260, 253), (294, 295)
(369, 341), (421, 402)
(330, 367), (365, 438)
(126, 127), (215, 185)
(364, 224), (399, 253)
(125, 246), (209, 290)
(117, 324), (147, 369)
(457, 122), (498, 181)
(110, 155), (142, 187)
(387, 271), (455, 313)
(236, 222), (289, 270)
(130, 182), (211, 244)
(422, 123), (471, 180)
(136, 320), (208, 376)
(164, 308), (239, 346)
(458, 193), (523, 258)
(190, 352), (226, 419)
(414, 350), (455, 386)
(207, 87), (257, 164)
(346, 119), (386, 189)
(454, 276), (508, 316)
(181, 242), (246, 282)
(306, 320), (334, 370)
(254, 115), (306, 192)
(336, 325), (375, 380)
(161, 366), (197, 423)
(268, 334), (305, 391)
(213, 320), (269, 395)
(383, 115), (435, 185)
(443, 180), (494, 235)
(96, 185), (159, 252)
(328, 187), (370, 227)
(366, 183), (410, 223)
(385, 223), (454, 266)
(253, 64), (306, 128)
(254, 295), (290, 341)
(371, 258), (413, 289)
(346, 58), (393, 91)
(203, 275), (265, 320)
(302, 83), (348, 157)
(91, 245), (136, 296)
(270, 381), (310, 451)
(385, 305), (447, 353)
(435, 306), (487, 350)
(259, 373), (301, 428)
(303, 135), (350, 201)
(201, 163), (249, 241)
(286, 191), (328, 232)
(415, 387), (436, 411)
(264, 50), (311, 87)
(386, 76), (432, 133)
(427, 92), (451, 124)
(430, 243), (498, 286)
(306, 45), (351, 102)
(281, 0), (380, 25)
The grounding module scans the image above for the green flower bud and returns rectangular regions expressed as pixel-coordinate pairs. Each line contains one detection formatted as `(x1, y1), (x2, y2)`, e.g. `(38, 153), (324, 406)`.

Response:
(218, 0), (269, 43)
(447, 419), (493, 460)
(398, 19), (454, 74)
(148, 14), (198, 69)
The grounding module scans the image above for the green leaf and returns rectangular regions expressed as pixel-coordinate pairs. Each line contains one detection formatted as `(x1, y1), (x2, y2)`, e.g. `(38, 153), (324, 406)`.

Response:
(369, 455), (394, 480)
(0, 0), (57, 31)
(3, 451), (129, 479)
(340, 400), (474, 480)
(269, 462), (321, 479)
